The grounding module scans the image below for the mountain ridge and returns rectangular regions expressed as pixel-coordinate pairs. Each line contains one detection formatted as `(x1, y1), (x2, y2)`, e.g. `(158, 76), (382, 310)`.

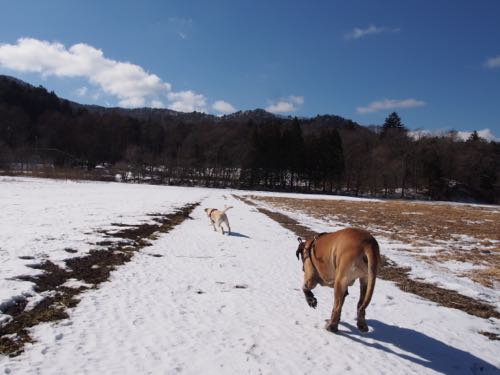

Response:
(0, 74), (363, 130)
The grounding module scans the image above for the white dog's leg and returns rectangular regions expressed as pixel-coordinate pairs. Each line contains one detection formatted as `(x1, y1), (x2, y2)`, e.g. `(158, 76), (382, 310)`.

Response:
(217, 219), (225, 235)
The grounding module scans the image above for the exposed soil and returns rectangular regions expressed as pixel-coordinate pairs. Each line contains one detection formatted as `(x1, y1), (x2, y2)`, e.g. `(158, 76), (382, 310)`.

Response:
(233, 195), (500, 323)
(0, 203), (199, 357)
(479, 331), (500, 341)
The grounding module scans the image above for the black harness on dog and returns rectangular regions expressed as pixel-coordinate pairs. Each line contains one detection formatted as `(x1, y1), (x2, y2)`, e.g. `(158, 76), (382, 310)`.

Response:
(296, 233), (326, 271)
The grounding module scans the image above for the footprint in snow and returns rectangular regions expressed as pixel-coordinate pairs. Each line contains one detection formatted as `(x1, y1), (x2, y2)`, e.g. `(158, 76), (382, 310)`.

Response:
(18, 255), (35, 260)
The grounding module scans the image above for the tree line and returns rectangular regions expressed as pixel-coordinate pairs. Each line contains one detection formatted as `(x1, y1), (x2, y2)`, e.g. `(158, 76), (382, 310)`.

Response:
(0, 76), (498, 203)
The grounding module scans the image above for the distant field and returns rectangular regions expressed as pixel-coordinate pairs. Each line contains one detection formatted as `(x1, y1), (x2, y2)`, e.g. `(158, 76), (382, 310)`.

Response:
(249, 196), (500, 289)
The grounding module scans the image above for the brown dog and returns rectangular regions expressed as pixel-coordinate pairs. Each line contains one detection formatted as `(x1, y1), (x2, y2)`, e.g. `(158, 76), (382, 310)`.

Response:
(204, 206), (233, 235)
(296, 228), (380, 333)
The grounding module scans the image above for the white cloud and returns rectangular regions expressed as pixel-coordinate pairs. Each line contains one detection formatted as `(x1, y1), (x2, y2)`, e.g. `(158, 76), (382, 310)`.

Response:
(151, 100), (165, 108)
(345, 25), (399, 40)
(485, 55), (500, 69)
(75, 86), (88, 97)
(167, 90), (207, 112)
(266, 95), (304, 114)
(410, 128), (499, 142)
(212, 100), (235, 114)
(0, 37), (206, 111)
(119, 97), (145, 108)
(456, 128), (499, 142)
(357, 98), (426, 114)
(408, 129), (434, 140)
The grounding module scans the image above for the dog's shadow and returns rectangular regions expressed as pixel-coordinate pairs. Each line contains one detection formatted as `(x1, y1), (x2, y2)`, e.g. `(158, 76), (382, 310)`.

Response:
(228, 232), (250, 239)
(338, 320), (497, 374)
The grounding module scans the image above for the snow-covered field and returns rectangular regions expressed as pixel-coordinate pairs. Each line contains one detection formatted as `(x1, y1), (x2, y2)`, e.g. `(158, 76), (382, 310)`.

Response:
(0, 177), (209, 306)
(1, 177), (499, 374)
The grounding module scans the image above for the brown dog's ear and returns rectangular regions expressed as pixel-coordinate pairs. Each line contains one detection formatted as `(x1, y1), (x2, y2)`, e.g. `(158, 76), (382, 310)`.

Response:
(296, 247), (301, 260)
(296, 241), (305, 261)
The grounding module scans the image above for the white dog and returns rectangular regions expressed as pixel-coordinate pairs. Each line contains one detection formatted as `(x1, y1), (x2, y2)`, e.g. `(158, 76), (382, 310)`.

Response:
(204, 206), (233, 235)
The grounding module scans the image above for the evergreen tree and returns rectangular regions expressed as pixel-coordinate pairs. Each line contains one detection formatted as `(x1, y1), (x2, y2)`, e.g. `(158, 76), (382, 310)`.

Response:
(381, 112), (406, 137)
(467, 130), (480, 142)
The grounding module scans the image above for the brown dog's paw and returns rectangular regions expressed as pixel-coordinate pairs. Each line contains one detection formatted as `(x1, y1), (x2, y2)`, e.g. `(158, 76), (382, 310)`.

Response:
(306, 296), (317, 308)
(325, 322), (339, 333)
(357, 321), (369, 333)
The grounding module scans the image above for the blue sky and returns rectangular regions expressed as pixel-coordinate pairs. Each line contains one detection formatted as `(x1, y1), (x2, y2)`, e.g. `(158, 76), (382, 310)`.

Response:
(0, 0), (499, 138)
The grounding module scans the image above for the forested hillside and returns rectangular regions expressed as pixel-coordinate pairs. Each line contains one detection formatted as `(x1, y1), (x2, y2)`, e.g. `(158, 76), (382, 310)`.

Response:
(0, 75), (498, 203)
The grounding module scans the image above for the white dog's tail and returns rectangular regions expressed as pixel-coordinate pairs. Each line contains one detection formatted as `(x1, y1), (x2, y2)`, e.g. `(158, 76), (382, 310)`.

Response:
(221, 205), (233, 214)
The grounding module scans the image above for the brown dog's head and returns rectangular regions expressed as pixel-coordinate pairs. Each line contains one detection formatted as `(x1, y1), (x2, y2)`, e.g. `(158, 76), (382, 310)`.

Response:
(204, 208), (214, 217)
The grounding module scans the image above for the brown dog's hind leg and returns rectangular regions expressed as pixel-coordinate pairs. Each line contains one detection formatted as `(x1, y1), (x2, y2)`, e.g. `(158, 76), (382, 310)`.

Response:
(342, 288), (349, 304)
(325, 277), (348, 333)
(356, 277), (369, 332)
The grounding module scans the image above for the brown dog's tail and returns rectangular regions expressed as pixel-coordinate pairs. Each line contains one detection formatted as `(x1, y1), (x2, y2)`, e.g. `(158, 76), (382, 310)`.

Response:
(221, 206), (233, 214)
(359, 238), (380, 310)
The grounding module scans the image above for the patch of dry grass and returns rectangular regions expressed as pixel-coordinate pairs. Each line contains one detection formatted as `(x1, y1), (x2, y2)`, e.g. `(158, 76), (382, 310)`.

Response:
(249, 196), (500, 288)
